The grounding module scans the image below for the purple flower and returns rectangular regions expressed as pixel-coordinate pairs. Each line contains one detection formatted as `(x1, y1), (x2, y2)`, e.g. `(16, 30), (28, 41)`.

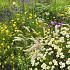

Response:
(3, 9), (6, 13)
(3, 9), (11, 16)
(20, 8), (24, 13)
(7, 12), (10, 16)
(13, 7), (18, 13)
(26, 0), (29, 3)
(21, 0), (24, 3)
(21, 0), (29, 3)
(58, 22), (63, 26)
(57, 22), (64, 27)
(51, 21), (57, 25)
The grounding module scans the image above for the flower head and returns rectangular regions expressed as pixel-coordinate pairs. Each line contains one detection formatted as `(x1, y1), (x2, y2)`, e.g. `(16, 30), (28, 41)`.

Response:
(51, 21), (57, 25)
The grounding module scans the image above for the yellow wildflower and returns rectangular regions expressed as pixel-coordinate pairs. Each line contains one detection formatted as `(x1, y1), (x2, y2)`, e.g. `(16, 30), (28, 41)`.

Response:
(3, 38), (5, 40)
(6, 29), (9, 34)
(60, 13), (65, 16)
(29, 13), (32, 16)
(4, 61), (7, 64)
(7, 45), (10, 49)
(4, 25), (7, 29)
(29, 13), (32, 19)
(13, 68), (15, 70)
(39, 24), (42, 27)
(14, 27), (18, 29)
(16, 13), (20, 16)
(13, 33), (15, 36)
(17, 18), (20, 20)
(11, 20), (14, 22)
(13, 24), (16, 27)
(12, 56), (14, 59)
(47, 28), (50, 32)
(53, 16), (56, 19)
(34, 14), (36, 17)
(10, 61), (13, 63)
(36, 22), (39, 25)
(1, 43), (3, 46)
(14, 22), (16, 24)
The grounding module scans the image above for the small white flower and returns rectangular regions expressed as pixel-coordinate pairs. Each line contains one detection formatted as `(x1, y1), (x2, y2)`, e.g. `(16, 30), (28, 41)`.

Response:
(49, 61), (52, 65)
(60, 52), (63, 55)
(34, 68), (38, 70)
(55, 25), (58, 29)
(45, 12), (49, 15)
(60, 54), (65, 58)
(67, 66), (70, 70)
(52, 44), (59, 49)
(51, 38), (55, 41)
(29, 68), (33, 70)
(37, 53), (43, 58)
(48, 48), (52, 51)
(48, 51), (53, 55)
(60, 63), (65, 68)
(41, 63), (47, 69)
(59, 37), (65, 43)
(13, 2), (16, 5)
(51, 66), (55, 70)
(40, 59), (43, 62)
(60, 31), (67, 36)
(66, 61), (70, 65)
(45, 51), (48, 54)
(68, 50), (70, 53)
(37, 57), (40, 60)
(54, 45), (58, 50)
(66, 59), (70, 65)
(43, 54), (46, 60)
(67, 41), (70, 45)
(66, 45), (70, 48)
(66, 34), (70, 38)
(35, 62), (39, 66)
(57, 48), (62, 53)
(60, 52), (65, 58)
(51, 44), (55, 47)
(68, 58), (70, 61)
(46, 66), (50, 69)
(53, 59), (58, 66)
(45, 40), (48, 43)
(48, 42), (52, 45)
(55, 25), (59, 33)
(56, 52), (60, 58)
(59, 62), (62, 65)
(31, 59), (35, 66)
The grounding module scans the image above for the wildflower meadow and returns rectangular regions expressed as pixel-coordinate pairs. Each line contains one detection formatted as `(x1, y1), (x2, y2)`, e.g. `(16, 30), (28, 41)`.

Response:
(0, 0), (70, 70)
